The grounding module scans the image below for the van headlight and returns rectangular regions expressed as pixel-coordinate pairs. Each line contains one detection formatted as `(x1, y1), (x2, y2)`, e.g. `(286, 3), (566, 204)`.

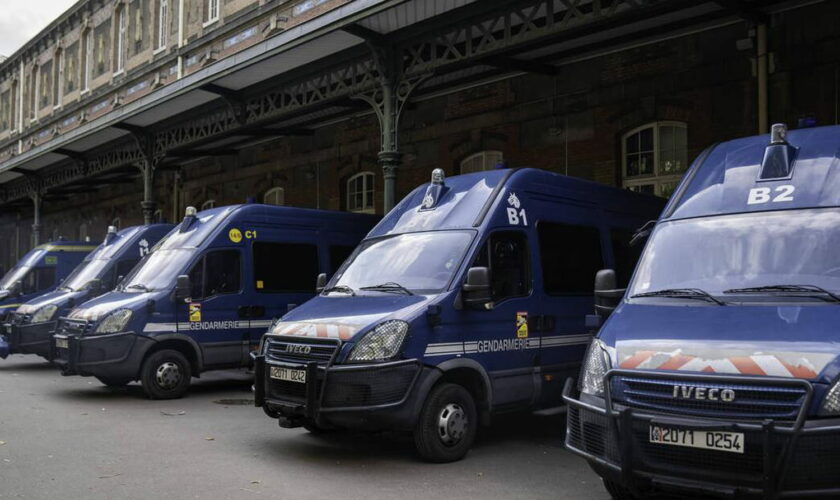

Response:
(31, 304), (59, 323)
(92, 309), (133, 335)
(580, 338), (611, 397)
(820, 379), (840, 416)
(347, 320), (409, 362)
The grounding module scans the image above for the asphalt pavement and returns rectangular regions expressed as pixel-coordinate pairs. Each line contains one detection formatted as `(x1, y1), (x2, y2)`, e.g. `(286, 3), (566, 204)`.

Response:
(0, 354), (609, 500)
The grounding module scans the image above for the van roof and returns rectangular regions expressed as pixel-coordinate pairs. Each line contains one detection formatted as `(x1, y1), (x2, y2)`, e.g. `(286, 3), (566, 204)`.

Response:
(33, 241), (99, 253)
(665, 125), (840, 220)
(89, 223), (174, 260)
(369, 168), (663, 237)
(167, 204), (378, 249)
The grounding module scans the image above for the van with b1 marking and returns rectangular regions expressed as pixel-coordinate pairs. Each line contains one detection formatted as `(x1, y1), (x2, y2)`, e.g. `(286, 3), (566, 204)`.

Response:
(253, 167), (663, 462)
(3, 223), (173, 362)
(564, 124), (840, 499)
(52, 204), (377, 398)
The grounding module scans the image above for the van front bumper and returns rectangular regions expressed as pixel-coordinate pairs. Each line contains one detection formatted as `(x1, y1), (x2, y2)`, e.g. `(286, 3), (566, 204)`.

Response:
(53, 331), (153, 379)
(5, 321), (58, 359)
(254, 354), (428, 431)
(563, 375), (840, 499)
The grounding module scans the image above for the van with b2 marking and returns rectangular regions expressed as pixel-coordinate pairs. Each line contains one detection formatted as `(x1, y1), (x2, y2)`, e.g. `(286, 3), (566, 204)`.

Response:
(53, 204), (376, 398)
(253, 167), (663, 462)
(4, 224), (173, 361)
(564, 124), (840, 499)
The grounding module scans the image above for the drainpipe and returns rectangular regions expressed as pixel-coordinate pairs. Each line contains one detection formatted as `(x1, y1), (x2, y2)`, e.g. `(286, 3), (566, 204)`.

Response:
(31, 192), (42, 247)
(177, 0), (185, 78)
(756, 24), (769, 135)
(17, 59), (24, 154)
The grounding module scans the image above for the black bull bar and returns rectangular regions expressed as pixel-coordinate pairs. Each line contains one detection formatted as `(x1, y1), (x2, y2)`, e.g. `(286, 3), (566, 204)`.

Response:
(560, 369), (840, 499)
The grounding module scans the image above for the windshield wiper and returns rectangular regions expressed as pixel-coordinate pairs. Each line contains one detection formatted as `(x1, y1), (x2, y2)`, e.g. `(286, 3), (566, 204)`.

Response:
(126, 284), (150, 292)
(322, 285), (355, 296)
(632, 288), (726, 306)
(360, 282), (414, 296)
(723, 284), (840, 303)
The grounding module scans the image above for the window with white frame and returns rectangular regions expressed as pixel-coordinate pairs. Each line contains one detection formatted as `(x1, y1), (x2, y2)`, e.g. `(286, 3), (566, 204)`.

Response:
(10, 80), (18, 131)
(346, 172), (375, 214)
(201, 199), (216, 211)
(206, 0), (220, 24)
(53, 48), (63, 108)
(28, 65), (38, 120)
(157, 0), (168, 49)
(263, 187), (285, 206)
(622, 122), (688, 198)
(460, 150), (504, 174)
(82, 29), (93, 91)
(115, 7), (127, 74)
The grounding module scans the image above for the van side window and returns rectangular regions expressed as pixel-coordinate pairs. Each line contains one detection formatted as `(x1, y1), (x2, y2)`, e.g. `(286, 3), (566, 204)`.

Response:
(253, 242), (318, 293)
(610, 229), (642, 287)
(473, 231), (531, 302)
(329, 245), (355, 275)
(538, 222), (604, 295)
(189, 250), (241, 299)
(22, 267), (56, 294)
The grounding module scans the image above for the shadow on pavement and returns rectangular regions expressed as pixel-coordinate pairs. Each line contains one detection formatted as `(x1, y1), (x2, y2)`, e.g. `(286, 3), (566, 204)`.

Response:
(49, 375), (254, 401)
(0, 357), (56, 371)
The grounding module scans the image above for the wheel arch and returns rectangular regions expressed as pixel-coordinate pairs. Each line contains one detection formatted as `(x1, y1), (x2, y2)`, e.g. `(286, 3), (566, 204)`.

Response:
(143, 333), (203, 377)
(433, 358), (493, 423)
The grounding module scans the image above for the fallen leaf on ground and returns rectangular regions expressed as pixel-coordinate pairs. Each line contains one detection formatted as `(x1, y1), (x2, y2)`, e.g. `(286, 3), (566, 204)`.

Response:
(160, 411), (186, 416)
(98, 473), (121, 479)
(250, 480), (260, 484)
(205, 437), (215, 441)
(0, 441), (5, 446)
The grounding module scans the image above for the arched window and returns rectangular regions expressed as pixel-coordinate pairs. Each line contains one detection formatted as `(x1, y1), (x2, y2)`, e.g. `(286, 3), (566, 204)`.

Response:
(263, 187), (284, 206)
(622, 122), (688, 198)
(201, 199), (216, 211)
(346, 172), (375, 213)
(153, 209), (163, 223)
(460, 150), (504, 174)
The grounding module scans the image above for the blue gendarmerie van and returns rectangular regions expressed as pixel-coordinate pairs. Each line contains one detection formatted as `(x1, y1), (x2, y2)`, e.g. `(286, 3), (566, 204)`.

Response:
(564, 124), (840, 499)
(253, 167), (664, 462)
(0, 239), (96, 327)
(52, 204), (377, 398)
(3, 224), (173, 361)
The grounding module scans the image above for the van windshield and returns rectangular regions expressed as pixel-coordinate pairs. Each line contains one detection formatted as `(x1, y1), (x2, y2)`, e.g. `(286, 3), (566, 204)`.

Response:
(630, 208), (840, 298)
(121, 248), (194, 292)
(61, 259), (111, 291)
(331, 231), (474, 294)
(0, 266), (31, 290)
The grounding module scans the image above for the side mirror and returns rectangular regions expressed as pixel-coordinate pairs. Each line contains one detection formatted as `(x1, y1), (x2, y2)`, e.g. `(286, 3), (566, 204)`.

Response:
(174, 274), (192, 301)
(462, 267), (492, 310)
(315, 273), (327, 293)
(9, 280), (22, 297)
(87, 278), (103, 294)
(594, 269), (625, 318)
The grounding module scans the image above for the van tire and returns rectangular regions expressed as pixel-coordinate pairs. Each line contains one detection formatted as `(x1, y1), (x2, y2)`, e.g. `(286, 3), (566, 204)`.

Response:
(95, 376), (131, 387)
(140, 349), (192, 399)
(603, 479), (638, 500)
(414, 383), (477, 463)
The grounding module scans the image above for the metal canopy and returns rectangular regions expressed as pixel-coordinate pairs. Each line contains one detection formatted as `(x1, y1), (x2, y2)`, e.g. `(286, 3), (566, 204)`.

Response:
(0, 0), (807, 206)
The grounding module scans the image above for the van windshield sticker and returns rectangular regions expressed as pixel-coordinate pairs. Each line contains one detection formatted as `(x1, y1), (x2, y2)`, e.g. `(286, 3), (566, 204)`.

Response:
(747, 185), (795, 205)
(506, 192), (528, 226)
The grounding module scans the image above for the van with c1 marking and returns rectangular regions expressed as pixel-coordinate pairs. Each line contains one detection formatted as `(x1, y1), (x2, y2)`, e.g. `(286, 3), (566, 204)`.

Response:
(3, 224), (173, 361)
(254, 167), (663, 462)
(564, 124), (840, 499)
(53, 204), (377, 397)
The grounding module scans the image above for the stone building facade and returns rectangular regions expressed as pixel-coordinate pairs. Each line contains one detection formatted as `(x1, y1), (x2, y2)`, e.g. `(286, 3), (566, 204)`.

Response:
(0, 0), (837, 271)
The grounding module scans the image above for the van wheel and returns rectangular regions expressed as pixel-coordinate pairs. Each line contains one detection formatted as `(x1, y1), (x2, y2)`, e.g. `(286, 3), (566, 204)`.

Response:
(603, 479), (639, 500)
(140, 349), (191, 400)
(95, 376), (131, 387)
(413, 383), (477, 463)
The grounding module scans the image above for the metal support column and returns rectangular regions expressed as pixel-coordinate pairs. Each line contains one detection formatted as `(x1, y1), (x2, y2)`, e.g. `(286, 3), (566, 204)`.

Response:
(757, 23), (769, 135)
(30, 191), (42, 247)
(140, 160), (157, 225)
(353, 41), (429, 213)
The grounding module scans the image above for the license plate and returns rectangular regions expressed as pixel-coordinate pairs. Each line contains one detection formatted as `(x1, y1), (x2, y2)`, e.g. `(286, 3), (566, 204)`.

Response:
(270, 366), (306, 384)
(649, 425), (744, 454)
(55, 338), (68, 349)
